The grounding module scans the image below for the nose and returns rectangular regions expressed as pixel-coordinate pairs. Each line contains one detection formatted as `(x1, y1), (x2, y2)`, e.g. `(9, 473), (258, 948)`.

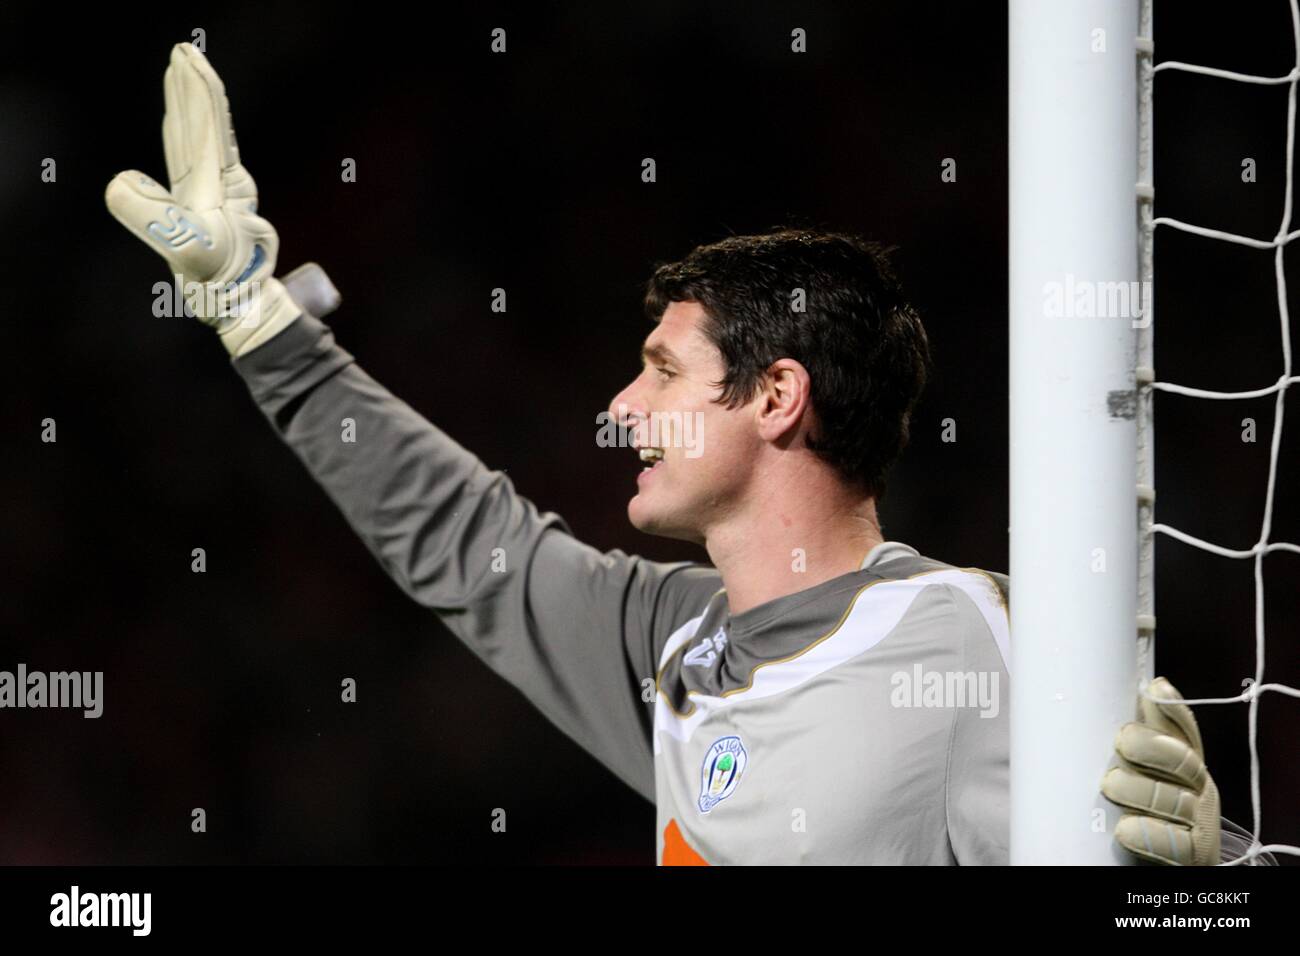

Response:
(608, 378), (645, 438)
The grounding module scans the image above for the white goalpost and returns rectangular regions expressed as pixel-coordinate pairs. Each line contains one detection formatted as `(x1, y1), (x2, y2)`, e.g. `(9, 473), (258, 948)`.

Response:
(1009, 0), (1143, 865)
(1010, 0), (1300, 865)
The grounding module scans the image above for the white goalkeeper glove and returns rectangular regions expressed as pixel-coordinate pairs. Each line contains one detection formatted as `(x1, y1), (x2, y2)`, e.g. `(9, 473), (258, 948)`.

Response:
(105, 42), (335, 356)
(1101, 676), (1222, 865)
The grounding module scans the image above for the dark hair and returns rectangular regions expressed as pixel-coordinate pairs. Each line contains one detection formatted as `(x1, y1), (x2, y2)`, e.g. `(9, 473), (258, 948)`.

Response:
(643, 227), (931, 500)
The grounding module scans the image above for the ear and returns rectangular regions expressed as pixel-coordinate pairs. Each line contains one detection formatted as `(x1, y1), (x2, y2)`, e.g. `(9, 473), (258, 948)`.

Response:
(755, 358), (812, 443)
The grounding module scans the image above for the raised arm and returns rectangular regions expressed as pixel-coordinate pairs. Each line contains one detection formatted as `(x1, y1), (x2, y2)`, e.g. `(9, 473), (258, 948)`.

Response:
(103, 41), (723, 802)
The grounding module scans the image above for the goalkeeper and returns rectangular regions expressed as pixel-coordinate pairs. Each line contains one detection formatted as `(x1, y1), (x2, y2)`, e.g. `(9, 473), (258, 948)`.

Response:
(106, 43), (1271, 865)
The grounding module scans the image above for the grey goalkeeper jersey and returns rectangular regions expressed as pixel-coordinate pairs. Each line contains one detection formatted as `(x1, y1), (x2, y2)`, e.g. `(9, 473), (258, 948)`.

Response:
(231, 310), (1264, 866)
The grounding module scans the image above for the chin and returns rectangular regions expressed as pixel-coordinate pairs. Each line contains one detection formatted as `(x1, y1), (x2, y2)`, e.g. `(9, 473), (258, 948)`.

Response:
(626, 496), (661, 533)
(627, 495), (704, 545)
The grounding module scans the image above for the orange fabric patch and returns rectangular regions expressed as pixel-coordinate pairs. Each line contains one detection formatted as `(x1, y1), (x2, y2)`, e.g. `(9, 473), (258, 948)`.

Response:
(662, 818), (710, 866)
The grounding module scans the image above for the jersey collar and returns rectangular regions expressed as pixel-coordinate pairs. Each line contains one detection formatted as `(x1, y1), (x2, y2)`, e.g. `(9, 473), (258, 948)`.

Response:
(859, 540), (920, 571)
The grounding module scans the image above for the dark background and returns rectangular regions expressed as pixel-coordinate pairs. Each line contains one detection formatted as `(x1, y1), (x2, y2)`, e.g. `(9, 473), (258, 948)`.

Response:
(0, 2), (1296, 863)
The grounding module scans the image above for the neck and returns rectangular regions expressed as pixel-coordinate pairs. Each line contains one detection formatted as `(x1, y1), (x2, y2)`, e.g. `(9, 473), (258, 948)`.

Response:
(703, 467), (884, 616)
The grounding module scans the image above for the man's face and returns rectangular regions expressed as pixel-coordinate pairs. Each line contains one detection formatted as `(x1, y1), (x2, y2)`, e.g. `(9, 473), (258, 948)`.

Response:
(607, 301), (761, 544)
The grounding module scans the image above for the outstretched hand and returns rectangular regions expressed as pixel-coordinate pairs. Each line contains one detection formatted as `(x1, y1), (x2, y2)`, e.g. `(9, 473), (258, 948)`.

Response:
(105, 42), (308, 357)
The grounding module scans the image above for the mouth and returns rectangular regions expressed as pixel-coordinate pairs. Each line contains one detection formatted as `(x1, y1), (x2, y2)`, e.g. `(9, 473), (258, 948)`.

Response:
(636, 446), (665, 481)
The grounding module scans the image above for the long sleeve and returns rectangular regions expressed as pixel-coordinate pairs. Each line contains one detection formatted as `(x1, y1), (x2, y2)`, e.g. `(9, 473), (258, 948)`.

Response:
(230, 312), (722, 802)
